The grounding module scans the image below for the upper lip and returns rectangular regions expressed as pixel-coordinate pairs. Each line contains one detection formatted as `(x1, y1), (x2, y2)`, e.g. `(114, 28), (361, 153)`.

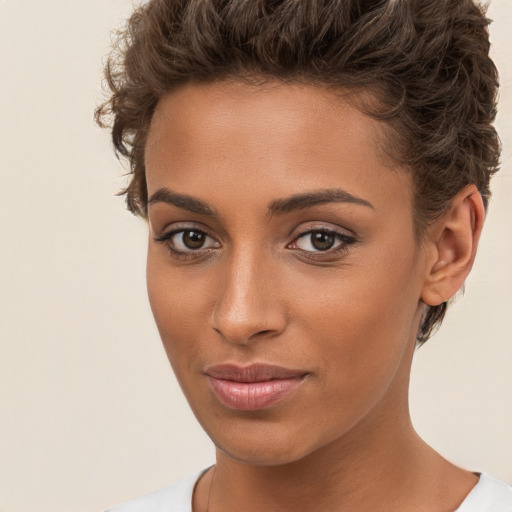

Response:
(204, 363), (308, 383)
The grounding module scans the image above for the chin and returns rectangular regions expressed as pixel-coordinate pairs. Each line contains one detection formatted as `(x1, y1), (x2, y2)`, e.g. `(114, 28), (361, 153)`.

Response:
(205, 420), (322, 467)
(218, 442), (311, 467)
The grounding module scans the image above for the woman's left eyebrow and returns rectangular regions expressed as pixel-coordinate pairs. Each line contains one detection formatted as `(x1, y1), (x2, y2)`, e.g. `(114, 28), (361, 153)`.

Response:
(267, 188), (375, 217)
(147, 186), (374, 217)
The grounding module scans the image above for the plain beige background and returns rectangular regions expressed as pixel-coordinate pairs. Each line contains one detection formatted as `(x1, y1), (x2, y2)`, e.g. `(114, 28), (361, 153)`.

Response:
(0, 1), (510, 511)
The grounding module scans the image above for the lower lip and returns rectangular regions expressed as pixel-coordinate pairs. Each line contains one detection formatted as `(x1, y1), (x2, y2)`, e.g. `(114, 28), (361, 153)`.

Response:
(208, 376), (305, 410)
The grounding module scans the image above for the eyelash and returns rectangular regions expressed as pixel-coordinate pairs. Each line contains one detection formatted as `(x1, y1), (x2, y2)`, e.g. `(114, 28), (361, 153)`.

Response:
(154, 226), (356, 261)
(154, 228), (218, 261)
(288, 228), (356, 259)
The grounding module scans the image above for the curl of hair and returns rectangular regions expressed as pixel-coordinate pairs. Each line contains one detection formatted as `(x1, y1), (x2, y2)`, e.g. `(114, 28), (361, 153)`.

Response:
(96, 0), (500, 344)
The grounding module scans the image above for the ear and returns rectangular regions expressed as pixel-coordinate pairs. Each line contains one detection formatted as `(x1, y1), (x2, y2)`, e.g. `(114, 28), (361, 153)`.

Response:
(421, 185), (485, 307)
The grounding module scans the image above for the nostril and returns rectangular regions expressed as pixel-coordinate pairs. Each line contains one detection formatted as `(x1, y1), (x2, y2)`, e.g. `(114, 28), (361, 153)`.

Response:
(254, 329), (273, 337)
(211, 324), (283, 345)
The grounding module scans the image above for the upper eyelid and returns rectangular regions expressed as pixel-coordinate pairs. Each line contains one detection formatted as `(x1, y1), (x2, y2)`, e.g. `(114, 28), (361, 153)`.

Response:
(289, 229), (355, 246)
(155, 222), (217, 239)
(291, 224), (356, 240)
(156, 227), (217, 243)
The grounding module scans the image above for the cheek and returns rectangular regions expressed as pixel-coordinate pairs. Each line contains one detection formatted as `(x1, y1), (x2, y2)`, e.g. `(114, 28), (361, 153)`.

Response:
(146, 250), (210, 375)
(290, 241), (422, 390)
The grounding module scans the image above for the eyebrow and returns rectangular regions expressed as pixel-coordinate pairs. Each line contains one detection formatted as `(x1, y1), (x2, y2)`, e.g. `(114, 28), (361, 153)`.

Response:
(267, 188), (374, 217)
(148, 187), (218, 216)
(147, 186), (374, 217)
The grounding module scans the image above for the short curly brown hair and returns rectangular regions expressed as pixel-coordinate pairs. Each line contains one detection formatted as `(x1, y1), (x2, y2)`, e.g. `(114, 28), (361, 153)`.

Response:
(96, 0), (500, 344)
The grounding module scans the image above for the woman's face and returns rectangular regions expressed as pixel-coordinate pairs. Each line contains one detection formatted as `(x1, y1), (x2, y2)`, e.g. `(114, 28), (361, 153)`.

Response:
(145, 81), (429, 465)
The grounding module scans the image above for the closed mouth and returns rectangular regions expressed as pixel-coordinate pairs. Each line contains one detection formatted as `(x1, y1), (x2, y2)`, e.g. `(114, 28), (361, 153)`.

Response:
(204, 363), (308, 382)
(204, 363), (309, 410)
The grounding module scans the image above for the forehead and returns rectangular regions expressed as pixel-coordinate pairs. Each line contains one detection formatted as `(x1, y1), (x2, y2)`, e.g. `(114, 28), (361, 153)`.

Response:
(147, 80), (383, 159)
(145, 80), (412, 214)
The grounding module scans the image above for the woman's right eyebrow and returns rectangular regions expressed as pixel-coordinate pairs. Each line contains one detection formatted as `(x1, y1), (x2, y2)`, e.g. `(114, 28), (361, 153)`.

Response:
(147, 186), (374, 217)
(148, 187), (218, 216)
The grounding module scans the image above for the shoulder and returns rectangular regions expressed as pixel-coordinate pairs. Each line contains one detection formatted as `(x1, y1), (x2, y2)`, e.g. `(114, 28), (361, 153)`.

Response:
(103, 468), (208, 512)
(456, 473), (512, 512)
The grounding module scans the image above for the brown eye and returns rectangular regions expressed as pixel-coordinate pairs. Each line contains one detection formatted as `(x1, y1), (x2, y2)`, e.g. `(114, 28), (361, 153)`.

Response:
(310, 231), (336, 251)
(160, 229), (220, 252)
(182, 230), (206, 249)
(293, 230), (338, 252)
(289, 228), (356, 254)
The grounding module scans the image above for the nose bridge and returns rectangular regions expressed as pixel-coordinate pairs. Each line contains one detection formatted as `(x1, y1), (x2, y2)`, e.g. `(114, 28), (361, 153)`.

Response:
(211, 244), (285, 344)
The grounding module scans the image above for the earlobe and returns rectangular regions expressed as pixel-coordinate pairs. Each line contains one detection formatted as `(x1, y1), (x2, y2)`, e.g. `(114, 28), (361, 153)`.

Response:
(421, 185), (485, 307)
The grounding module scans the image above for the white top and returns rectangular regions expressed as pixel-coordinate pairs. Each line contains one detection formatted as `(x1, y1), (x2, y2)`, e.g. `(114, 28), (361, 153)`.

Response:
(104, 470), (512, 512)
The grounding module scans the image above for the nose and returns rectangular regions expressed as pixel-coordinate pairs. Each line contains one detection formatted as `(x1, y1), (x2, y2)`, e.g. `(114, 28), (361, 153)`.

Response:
(210, 250), (287, 345)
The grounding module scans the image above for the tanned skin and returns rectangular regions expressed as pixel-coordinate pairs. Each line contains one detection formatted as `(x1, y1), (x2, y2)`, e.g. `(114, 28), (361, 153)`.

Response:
(144, 81), (483, 512)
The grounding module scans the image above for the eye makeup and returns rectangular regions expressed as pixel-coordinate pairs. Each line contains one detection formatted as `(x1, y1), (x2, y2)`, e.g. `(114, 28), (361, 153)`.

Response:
(153, 221), (358, 264)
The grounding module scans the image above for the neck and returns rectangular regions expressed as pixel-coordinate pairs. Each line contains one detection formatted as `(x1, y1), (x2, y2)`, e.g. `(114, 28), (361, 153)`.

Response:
(211, 410), (410, 509)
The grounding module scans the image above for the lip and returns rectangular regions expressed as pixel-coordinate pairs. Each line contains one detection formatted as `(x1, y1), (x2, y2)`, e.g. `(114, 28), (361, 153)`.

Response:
(205, 364), (308, 411)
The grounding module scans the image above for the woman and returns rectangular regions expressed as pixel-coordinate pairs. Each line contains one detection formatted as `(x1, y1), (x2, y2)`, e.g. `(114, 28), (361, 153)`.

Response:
(97, 0), (512, 510)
